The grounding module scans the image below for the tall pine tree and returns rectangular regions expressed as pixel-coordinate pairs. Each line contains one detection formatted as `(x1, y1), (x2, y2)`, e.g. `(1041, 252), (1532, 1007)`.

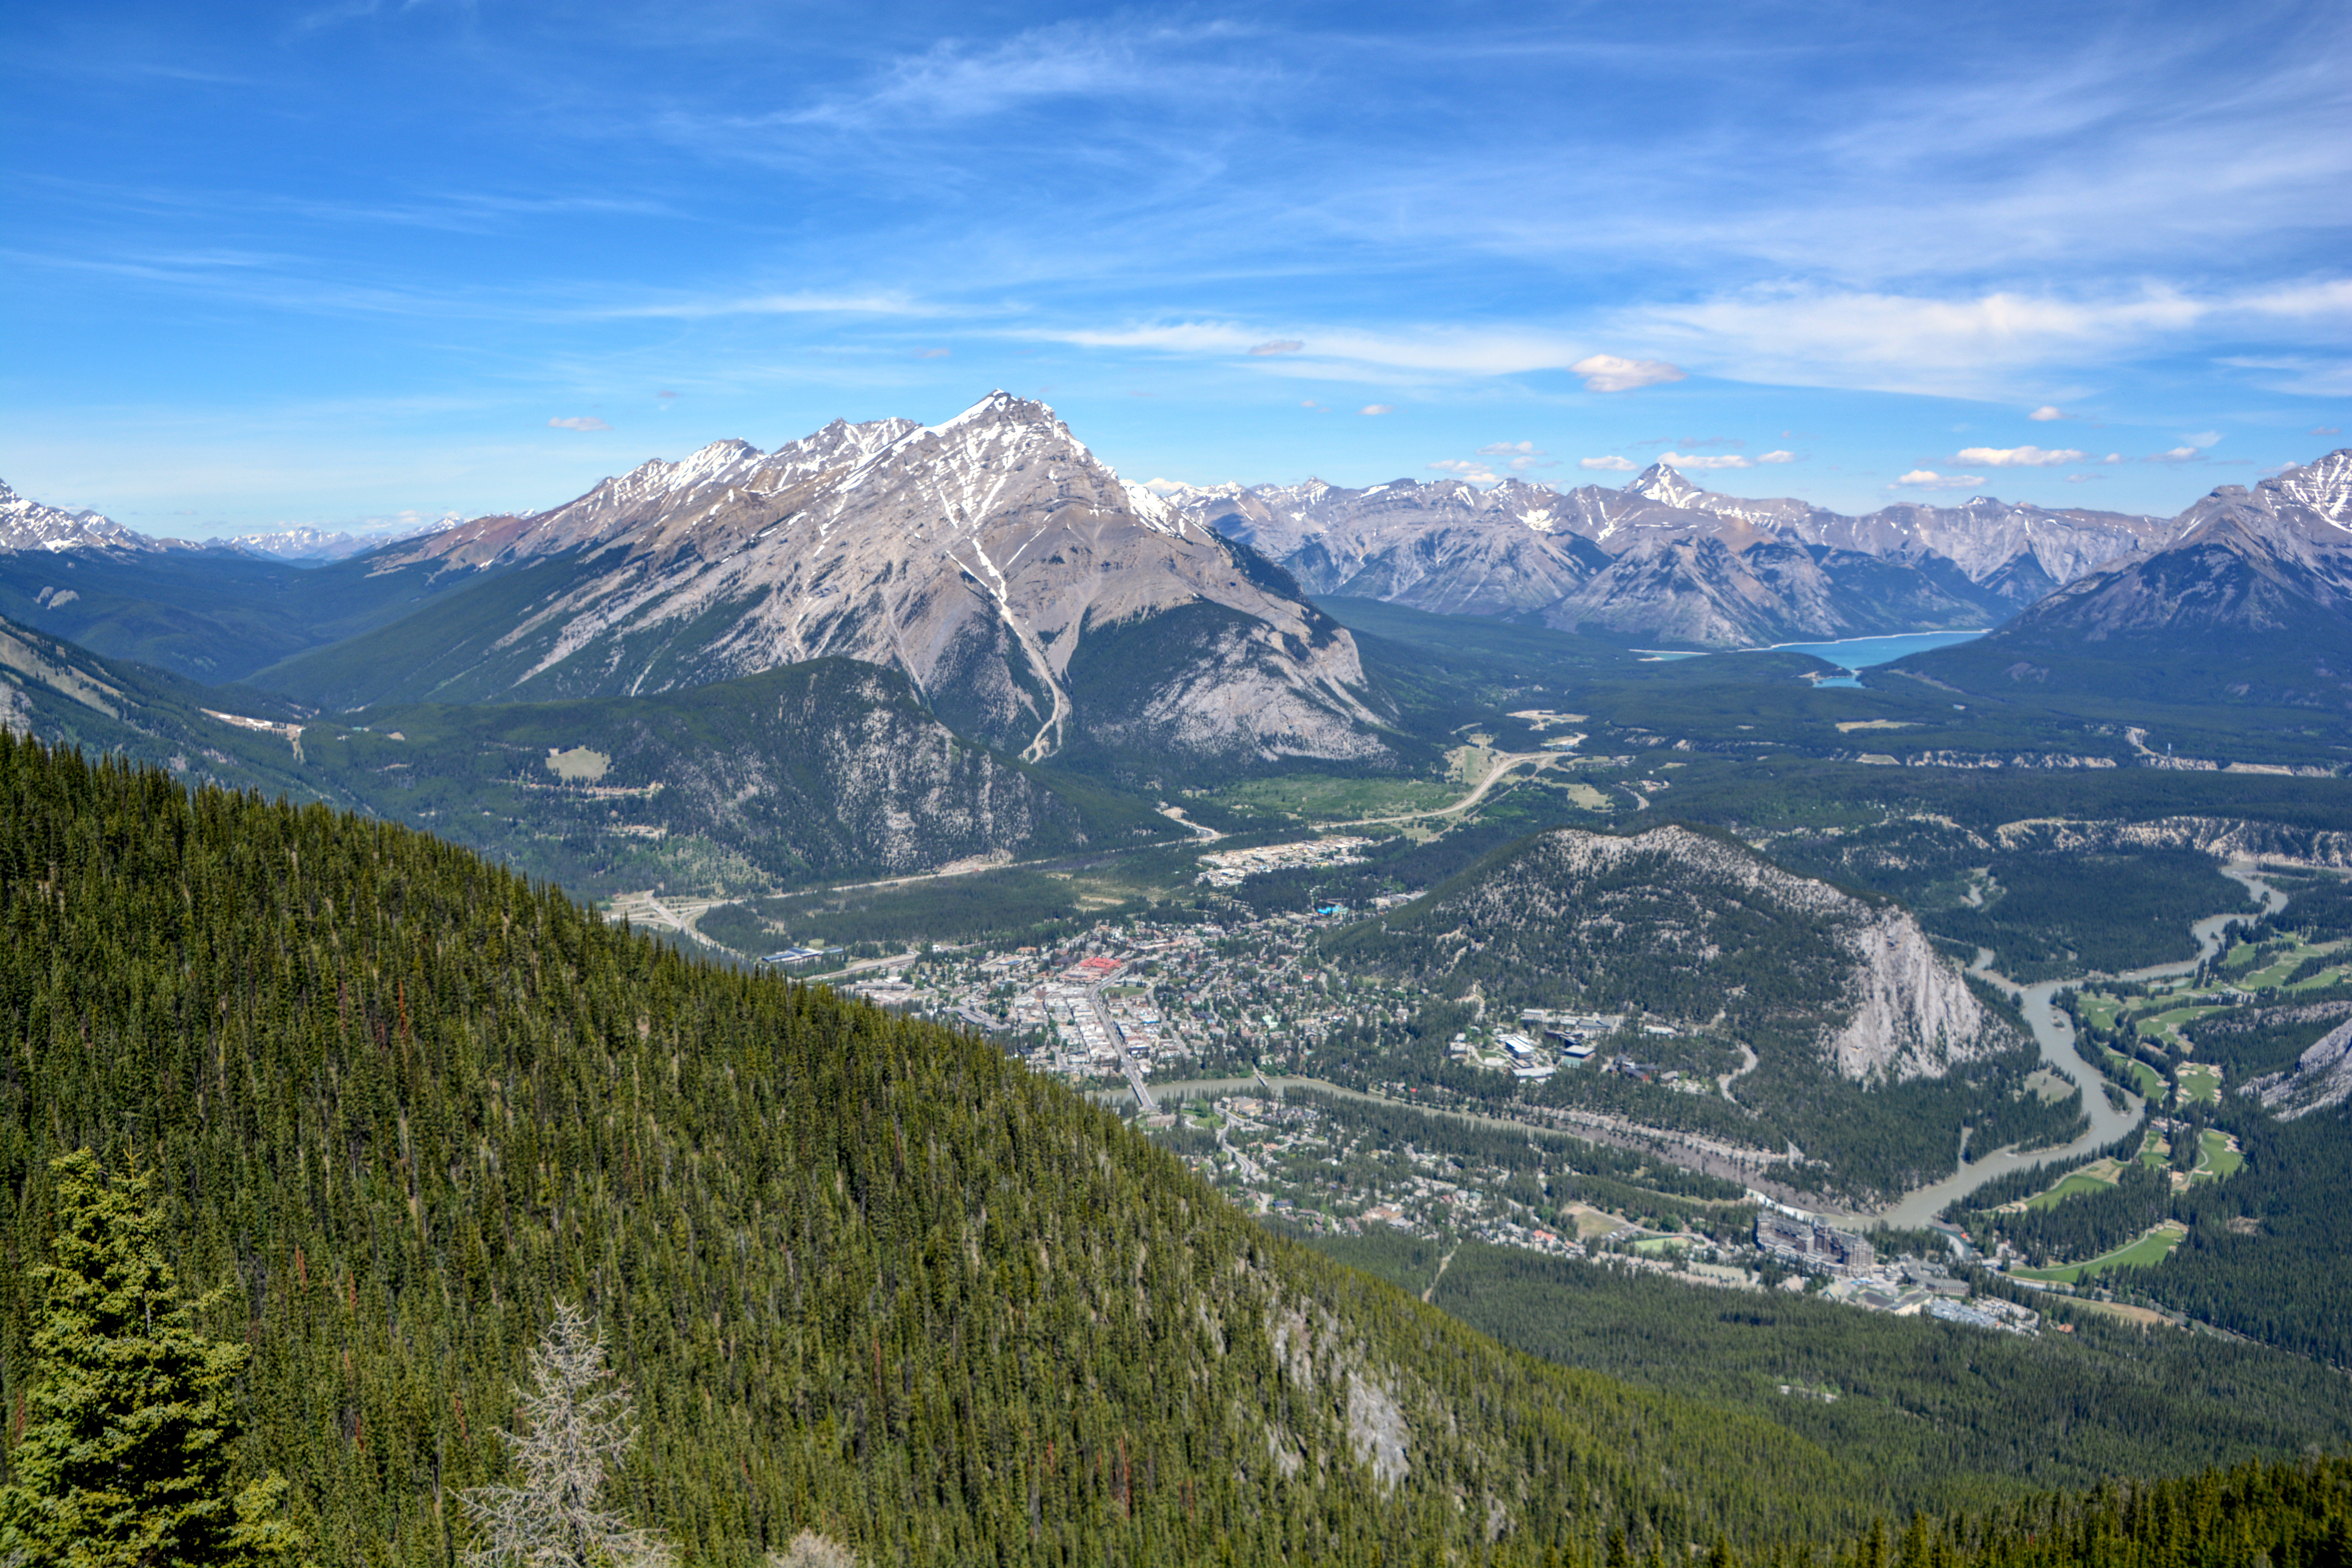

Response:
(0, 1150), (302, 1568)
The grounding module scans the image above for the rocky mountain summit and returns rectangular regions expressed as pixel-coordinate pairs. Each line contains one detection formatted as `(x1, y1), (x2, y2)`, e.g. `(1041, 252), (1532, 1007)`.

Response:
(1894, 449), (2352, 707)
(270, 393), (1402, 777)
(1984, 450), (2352, 642)
(1160, 466), (2167, 648)
(0, 481), (155, 554)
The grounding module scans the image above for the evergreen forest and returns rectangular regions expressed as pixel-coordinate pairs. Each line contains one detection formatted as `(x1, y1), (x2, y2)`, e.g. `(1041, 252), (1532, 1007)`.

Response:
(0, 734), (2345, 1566)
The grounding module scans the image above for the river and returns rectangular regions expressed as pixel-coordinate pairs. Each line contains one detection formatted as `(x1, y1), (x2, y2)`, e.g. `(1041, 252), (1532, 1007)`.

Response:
(1108, 862), (2287, 1232)
(1853, 858), (2280, 1227)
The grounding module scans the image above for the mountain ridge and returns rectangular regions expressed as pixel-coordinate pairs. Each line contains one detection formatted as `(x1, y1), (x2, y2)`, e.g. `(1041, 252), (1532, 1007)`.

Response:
(1161, 464), (2170, 647)
(257, 392), (1411, 780)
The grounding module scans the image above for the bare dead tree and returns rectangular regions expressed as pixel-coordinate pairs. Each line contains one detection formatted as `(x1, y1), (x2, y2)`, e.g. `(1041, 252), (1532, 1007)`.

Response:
(460, 1303), (675, 1568)
(769, 1533), (859, 1568)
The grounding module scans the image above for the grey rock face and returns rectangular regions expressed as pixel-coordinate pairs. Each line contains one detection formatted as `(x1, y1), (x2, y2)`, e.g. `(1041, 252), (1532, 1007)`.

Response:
(365, 393), (1396, 769)
(2242, 1016), (2352, 1120)
(1416, 824), (2004, 1082)
(1992, 450), (2352, 641)
(1161, 463), (2170, 647)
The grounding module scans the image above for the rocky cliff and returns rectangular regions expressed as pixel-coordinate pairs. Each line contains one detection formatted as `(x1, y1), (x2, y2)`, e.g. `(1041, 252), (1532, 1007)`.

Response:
(2243, 1017), (2352, 1120)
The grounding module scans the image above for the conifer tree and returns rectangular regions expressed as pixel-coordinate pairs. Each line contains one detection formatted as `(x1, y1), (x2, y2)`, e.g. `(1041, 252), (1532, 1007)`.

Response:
(459, 1304), (673, 1568)
(0, 1149), (303, 1568)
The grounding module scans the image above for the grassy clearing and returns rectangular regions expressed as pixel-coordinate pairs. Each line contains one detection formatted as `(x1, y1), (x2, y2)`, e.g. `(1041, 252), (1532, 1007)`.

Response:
(2009, 1221), (2189, 1285)
(1560, 781), (1614, 811)
(2175, 1062), (2224, 1105)
(2101, 1046), (2166, 1100)
(2022, 1161), (2125, 1209)
(2196, 1129), (2244, 1180)
(2078, 996), (2123, 1031)
(1213, 773), (1460, 822)
(2067, 1298), (2176, 1328)
(2134, 1005), (2219, 1049)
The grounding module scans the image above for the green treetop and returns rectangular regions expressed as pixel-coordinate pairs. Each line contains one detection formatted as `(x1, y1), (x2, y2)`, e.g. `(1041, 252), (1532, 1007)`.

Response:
(0, 1149), (302, 1568)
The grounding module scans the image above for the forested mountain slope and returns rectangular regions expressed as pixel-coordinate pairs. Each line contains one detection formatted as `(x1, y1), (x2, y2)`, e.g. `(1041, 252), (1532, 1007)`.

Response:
(2, 613), (1175, 897)
(1321, 824), (2082, 1198)
(0, 735), (1922, 1566)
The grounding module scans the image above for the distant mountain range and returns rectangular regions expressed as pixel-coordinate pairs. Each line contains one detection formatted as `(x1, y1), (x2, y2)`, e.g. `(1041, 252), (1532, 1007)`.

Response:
(1160, 466), (2170, 648)
(1893, 449), (2352, 707)
(0, 480), (444, 563)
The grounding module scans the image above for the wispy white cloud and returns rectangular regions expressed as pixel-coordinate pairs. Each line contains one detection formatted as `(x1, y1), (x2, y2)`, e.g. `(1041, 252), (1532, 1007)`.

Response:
(1429, 459), (1497, 481)
(860, 24), (1236, 122)
(1622, 279), (2352, 399)
(1758, 450), (1797, 463)
(2029, 405), (2067, 421)
(1359, 404), (1394, 416)
(2148, 446), (2203, 462)
(1570, 354), (1685, 392)
(916, 347), (951, 358)
(1661, 451), (1751, 471)
(1250, 339), (1304, 355)
(547, 416), (610, 431)
(600, 290), (934, 320)
(1579, 456), (1637, 472)
(1478, 441), (1543, 456)
(1891, 470), (1985, 491)
(2218, 356), (2352, 397)
(1953, 444), (2087, 467)
(2314, 425), (2342, 436)
(1038, 319), (1593, 380)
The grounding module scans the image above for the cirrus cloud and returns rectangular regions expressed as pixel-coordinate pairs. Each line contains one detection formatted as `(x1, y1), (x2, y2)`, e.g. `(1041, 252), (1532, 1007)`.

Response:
(1953, 444), (2087, 467)
(1249, 339), (1303, 355)
(2029, 405), (2067, 421)
(1661, 451), (1752, 470)
(1570, 354), (1686, 392)
(1758, 450), (1798, 463)
(1579, 456), (1638, 472)
(1891, 470), (1985, 491)
(1359, 403), (1394, 416)
(547, 416), (611, 431)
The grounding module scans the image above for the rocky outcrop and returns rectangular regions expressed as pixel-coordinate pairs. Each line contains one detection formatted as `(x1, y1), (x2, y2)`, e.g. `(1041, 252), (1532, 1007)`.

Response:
(2242, 1018), (2352, 1119)
(1829, 908), (1993, 1081)
(1990, 815), (2352, 869)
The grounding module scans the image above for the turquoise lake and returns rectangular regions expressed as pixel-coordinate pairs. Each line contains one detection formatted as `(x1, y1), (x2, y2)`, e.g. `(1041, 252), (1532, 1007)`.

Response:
(1754, 630), (1989, 685)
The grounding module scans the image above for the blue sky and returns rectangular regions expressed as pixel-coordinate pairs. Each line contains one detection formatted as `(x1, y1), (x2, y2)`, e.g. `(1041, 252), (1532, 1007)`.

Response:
(4, 1), (2347, 535)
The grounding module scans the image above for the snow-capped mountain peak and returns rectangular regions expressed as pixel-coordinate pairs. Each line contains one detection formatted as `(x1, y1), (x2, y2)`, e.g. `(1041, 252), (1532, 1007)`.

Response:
(1626, 461), (1705, 510)
(0, 481), (152, 554)
(2262, 448), (2352, 532)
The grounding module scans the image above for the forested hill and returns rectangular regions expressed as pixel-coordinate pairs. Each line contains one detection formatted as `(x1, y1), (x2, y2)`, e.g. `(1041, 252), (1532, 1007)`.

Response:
(0, 733), (1911, 1565)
